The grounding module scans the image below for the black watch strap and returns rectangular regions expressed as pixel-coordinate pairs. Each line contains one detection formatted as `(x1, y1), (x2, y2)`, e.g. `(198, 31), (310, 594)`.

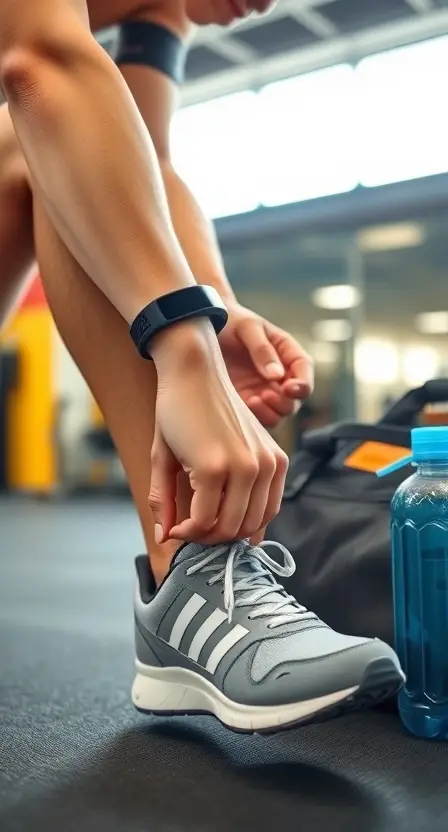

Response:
(130, 285), (228, 359)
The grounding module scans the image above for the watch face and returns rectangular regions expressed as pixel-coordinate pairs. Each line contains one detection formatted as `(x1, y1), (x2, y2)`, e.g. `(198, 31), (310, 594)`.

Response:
(157, 286), (219, 321)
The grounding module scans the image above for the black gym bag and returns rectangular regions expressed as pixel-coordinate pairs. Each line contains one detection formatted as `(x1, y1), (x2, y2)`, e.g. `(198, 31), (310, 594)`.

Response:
(268, 379), (448, 647)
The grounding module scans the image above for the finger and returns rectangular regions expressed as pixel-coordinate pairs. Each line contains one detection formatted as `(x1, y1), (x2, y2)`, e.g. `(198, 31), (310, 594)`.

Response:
(267, 325), (314, 396)
(175, 470), (194, 526)
(149, 437), (180, 544)
(258, 450), (289, 531)
(287, 355), (314, 397)
(259, 389), (296, 417)
(282, 377), (309, 399)
(238, 453), (277, 539)
(194, 462), (258, 545)
(168, 462), (226, 541)
(238, 319), (284, 381)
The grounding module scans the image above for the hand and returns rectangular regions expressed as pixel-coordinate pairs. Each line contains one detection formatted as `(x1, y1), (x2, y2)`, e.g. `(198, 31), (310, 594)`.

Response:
(218, 303), (314, 427)
(148, 320), (289, 545)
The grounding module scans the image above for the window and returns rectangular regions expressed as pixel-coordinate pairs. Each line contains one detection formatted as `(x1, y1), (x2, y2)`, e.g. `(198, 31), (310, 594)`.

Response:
(356, 36), (448, 187)
(171, 91), (261, 218)
(257, 64), (358, 206)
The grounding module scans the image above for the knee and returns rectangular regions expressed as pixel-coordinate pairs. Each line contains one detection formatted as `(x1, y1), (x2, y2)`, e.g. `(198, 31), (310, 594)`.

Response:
(0, 15), (93, 102)
(0, 14), (43, 90)
(0, 48), (37, 101)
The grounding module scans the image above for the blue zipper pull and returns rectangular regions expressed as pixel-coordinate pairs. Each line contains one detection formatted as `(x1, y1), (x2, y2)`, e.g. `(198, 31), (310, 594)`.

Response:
(376, 454), (413, 478)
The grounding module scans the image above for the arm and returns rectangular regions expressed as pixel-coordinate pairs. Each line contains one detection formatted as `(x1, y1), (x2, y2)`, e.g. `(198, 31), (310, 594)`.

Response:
(1, 0), (196, 327)
(116, 43), (236, 306)
(0, 2), (289, 544)
(118, 52), (314, 416)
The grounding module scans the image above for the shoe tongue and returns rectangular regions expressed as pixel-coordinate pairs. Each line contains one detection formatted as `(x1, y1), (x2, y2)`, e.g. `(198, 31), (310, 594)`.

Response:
(172, 541), (257, 570)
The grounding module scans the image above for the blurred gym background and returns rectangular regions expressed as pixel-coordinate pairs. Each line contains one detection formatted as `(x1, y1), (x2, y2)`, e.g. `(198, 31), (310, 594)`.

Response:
(1, 0), (448, 497)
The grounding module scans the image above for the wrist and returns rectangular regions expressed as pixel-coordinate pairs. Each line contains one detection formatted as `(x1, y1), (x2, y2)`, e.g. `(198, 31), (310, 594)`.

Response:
(202, 278), (236, 307)
(151, 318), (222, 375)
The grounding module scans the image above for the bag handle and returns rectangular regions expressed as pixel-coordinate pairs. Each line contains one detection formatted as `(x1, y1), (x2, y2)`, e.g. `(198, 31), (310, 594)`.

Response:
(302, 422), (410, 456)
(285, 422), (409, 499)
(380, 379), (448, 427)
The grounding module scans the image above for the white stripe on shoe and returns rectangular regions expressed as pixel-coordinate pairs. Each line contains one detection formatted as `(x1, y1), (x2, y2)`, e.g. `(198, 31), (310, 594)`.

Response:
(205, 624), (249, 674)
(165, 593), (249, 674)
(188, 609), (228, 662)
(168, 593), (207, 650)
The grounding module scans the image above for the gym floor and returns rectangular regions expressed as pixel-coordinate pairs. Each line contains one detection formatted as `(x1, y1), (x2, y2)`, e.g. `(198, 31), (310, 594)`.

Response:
(0, 497), (447, 832)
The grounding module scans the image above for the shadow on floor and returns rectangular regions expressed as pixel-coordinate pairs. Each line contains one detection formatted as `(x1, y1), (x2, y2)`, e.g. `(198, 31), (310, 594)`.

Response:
(1, 718), (382, 832)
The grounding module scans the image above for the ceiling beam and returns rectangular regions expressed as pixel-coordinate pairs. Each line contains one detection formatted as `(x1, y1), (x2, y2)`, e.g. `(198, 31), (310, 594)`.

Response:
(206, 36), (258, 63)
(193, 0), (340, 46)
(404, 0), (434, 11)
(290, 8), (338, 38)
(182, 8), (448, 105)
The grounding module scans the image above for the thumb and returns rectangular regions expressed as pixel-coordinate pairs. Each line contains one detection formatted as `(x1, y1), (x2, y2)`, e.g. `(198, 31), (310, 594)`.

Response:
(149, 432), (180, 544)
(239, 319), (284, 381)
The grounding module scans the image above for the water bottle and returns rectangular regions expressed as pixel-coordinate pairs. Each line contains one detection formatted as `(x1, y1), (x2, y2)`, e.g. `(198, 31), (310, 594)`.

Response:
(378, 426), (448, 739)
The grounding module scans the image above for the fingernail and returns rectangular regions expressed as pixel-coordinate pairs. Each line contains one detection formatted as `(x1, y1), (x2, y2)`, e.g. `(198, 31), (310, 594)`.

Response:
(265, 362), (284, 379)
(291, 384), (302, 395)
(154, 523), (164, 544)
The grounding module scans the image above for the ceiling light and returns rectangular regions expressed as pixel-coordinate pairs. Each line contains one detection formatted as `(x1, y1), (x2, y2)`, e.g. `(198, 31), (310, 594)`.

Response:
(358, 223), (425, 252)
(312, 319), (352, 342)
(355, 338), (399, 385)
(415, 311), (448, 335)
(402, 346), (439, 388)
(312, 284), (361, 310)
(309, 341), (338, 364)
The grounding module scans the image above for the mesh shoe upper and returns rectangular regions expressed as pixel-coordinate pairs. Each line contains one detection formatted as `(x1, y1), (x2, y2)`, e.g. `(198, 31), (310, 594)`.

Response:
(134, 540), (401, 707)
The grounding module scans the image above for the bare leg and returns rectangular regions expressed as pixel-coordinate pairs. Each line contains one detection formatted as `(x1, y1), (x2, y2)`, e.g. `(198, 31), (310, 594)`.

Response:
(0, 104), (34, 326)
(33, 200), (180, 583)
(0, 103), (179, 582)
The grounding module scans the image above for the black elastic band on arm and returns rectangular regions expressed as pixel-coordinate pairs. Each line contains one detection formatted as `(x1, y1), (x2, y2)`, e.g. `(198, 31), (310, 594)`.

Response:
(114, 20), (186, 85)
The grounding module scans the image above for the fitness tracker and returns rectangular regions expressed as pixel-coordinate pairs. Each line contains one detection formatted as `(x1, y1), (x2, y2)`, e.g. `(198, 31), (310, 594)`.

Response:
(129, 285), (229, 359)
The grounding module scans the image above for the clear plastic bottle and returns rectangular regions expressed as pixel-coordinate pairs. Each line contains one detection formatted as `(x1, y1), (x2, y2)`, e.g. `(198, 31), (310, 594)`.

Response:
(379, 426), (448, 739)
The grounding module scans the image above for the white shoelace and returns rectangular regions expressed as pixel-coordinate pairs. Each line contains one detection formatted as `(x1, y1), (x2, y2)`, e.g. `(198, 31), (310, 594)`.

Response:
(185, 540), (316, 628)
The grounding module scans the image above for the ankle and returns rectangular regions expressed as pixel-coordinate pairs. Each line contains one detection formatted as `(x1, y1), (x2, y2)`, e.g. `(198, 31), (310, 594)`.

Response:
(148, 539), (182, 587)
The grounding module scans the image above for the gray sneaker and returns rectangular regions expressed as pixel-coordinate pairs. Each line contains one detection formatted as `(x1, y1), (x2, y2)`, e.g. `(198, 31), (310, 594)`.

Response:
(132, 540), (404, 734)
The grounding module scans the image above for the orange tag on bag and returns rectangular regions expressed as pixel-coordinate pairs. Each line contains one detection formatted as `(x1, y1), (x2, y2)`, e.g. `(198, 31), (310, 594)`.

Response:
(420, 404), (448, 426)
(345, 441), (410, 474)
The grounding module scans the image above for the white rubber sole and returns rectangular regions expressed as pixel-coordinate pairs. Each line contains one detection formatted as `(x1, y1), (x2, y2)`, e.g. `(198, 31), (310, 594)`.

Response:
(131, 661), (358, 733)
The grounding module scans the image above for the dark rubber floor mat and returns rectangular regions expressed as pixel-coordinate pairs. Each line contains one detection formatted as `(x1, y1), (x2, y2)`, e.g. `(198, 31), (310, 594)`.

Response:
(0, 498), (447, 832)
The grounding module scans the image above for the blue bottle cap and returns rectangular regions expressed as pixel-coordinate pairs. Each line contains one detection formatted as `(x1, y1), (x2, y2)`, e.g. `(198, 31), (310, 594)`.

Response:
(411, 425), (448, 462)
(377, 425), (448, 477)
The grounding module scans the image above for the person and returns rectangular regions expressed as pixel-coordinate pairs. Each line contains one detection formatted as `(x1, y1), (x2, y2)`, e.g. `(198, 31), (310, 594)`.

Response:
(0, 0), (403, 732)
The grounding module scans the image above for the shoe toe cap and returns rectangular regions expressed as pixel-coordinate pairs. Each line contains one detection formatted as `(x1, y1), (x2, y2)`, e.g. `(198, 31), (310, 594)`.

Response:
(223, 632), (403, 708)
